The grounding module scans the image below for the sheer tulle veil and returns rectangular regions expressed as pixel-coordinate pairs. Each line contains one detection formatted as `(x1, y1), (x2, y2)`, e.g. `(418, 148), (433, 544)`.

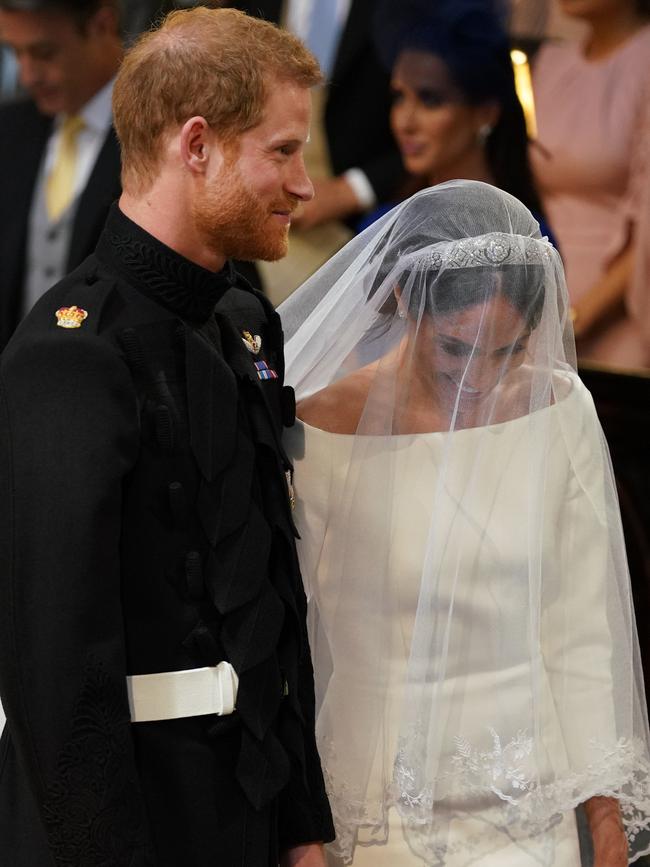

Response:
(279, 181), (650, 864)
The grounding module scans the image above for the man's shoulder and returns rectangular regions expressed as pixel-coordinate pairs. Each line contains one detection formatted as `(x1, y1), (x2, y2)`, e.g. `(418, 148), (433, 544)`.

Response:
(1, 257), (174, 381)
(1, 263), (115, 381)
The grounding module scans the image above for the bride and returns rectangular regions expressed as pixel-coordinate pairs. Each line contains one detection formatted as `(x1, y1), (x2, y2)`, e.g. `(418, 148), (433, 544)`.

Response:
(279, 181), (650, 865)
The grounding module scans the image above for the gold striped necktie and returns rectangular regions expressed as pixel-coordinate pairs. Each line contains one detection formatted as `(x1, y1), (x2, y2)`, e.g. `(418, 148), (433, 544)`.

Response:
(46, 114), (85, 222)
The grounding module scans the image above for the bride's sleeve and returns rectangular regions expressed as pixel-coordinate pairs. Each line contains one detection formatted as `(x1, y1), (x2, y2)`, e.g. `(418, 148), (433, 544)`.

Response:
(541, 387), (633, 773)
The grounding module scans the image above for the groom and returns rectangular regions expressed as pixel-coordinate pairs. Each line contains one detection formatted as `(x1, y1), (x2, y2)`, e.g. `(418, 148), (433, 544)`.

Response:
(0, 7), (333, 866)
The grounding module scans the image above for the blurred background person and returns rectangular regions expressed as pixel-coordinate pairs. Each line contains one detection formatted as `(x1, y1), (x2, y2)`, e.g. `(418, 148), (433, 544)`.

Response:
(0, 0), (262, 349)
(226, 0), (403, 303)
(531, 0), (650, 369)
(365, 0), (551, 241)
(0, 0), (123, 351)
(527, 1), (650, 740)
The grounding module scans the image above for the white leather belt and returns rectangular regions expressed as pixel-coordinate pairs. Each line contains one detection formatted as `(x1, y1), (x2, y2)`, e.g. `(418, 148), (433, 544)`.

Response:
(127, 662), (239, 723)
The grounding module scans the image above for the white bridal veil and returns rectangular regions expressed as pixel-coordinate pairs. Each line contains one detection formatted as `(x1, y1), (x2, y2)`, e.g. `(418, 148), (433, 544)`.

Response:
(280, 181), (650, 865)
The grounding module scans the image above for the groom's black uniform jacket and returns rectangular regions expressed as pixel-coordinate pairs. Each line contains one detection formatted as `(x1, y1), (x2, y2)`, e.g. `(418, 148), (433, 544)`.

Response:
(0, 206), (334, 866)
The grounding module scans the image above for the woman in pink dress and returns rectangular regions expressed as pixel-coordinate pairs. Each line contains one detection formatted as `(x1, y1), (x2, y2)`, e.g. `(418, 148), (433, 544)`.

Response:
(531, 0), (650, 369)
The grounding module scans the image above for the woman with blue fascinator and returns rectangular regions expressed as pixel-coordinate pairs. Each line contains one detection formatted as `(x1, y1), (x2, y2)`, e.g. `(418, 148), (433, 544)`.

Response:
(360, 0), (552, 243)
(280, 180), (650, 865)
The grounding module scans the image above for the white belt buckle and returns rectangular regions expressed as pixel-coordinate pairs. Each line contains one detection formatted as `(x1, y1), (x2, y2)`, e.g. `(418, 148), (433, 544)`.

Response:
(127, 662), (239, 723)
(212, 660), (238, 716)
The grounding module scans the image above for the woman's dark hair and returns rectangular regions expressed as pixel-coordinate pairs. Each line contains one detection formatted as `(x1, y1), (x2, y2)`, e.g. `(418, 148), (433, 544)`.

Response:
(374, 0), (544, 217)
(637, 0), (650, 17)
(412, 264), (546, 332)
(369, 235), (546, 333)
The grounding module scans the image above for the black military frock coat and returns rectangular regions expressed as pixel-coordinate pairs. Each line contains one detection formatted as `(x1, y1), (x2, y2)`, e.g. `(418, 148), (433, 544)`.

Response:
(0, 206), (334, 866)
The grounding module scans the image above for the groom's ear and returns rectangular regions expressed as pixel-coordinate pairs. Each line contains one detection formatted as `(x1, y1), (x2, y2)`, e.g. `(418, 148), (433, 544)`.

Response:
(180, 117), (234, 178)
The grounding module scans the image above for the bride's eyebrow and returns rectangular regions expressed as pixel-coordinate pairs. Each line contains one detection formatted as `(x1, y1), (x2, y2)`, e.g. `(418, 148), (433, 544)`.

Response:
(437, 333), (530, 353)
(435, 335), (476, 354)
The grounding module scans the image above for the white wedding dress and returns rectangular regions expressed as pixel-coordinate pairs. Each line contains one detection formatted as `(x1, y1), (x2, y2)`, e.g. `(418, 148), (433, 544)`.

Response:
(284, 376), (614, 866)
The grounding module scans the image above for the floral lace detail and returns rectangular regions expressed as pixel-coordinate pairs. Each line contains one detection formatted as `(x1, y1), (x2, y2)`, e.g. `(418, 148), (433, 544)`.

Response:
(320, 729), (650, 865)
(396, 730), (650, 847)
(317, 737), (387, 864)
(449, 728), (534, 805)
(42, 659), (154, 867)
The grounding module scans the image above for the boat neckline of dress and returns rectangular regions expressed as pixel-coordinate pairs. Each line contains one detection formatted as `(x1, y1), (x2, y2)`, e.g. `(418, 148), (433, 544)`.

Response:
(294, 371), (580, 440)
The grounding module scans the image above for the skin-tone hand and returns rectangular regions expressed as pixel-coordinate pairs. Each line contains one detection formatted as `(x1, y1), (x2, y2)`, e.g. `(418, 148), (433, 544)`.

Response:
(584, 796), (628, 867)
(571, 243), (634, 340)
(291, 176), (362, 230)
(280, 842), (327, 867)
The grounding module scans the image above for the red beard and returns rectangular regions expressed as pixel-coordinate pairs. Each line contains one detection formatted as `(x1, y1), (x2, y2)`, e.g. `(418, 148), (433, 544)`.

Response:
(192, 162), (297, 263)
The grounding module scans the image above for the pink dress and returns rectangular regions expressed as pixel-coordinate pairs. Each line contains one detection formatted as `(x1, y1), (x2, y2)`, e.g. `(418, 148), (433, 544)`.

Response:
(531, 27), (650, 369)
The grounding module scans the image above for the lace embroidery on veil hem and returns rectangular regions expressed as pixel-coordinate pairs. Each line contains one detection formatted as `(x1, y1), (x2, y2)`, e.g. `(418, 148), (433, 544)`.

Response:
(320, 733), (650, 864)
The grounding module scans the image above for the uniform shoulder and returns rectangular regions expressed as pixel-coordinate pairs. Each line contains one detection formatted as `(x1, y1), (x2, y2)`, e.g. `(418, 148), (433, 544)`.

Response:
(2, 262), (124, 379)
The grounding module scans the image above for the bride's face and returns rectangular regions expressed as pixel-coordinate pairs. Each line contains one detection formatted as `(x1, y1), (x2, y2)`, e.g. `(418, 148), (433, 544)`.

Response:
(414, 293), (531, 413)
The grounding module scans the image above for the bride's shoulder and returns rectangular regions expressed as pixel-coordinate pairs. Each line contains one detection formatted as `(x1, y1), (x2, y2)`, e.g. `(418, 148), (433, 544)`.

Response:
(297, 367), (375, 434)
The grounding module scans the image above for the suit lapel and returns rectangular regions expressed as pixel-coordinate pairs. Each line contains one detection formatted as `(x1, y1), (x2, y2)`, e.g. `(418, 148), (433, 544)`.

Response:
(67, 128), (121, 271)
(0, 108), (51, 344)
(7, 111), (50, 232)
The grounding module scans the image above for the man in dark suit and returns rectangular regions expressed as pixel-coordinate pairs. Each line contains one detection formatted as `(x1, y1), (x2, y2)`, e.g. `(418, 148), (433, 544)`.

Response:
(0, 0), (123, 351)
(0, 7), (333, 866)
(230, 0), (403, 229)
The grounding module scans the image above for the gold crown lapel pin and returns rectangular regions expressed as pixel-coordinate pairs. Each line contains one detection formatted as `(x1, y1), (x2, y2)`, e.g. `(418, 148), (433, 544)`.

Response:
(55, 306), (88, 329)
(242, 330), (262, 354)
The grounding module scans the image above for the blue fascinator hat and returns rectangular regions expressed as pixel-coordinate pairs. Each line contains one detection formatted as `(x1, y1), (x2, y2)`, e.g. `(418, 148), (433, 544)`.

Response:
(374, 0), (514, 105)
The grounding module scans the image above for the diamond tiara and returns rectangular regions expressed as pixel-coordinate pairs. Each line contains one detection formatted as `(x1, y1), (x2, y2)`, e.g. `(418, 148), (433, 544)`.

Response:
(411, 232), (555, 271)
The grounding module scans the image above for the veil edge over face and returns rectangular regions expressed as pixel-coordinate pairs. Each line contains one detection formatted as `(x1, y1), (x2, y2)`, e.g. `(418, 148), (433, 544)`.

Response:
(280, 181), (650, 865)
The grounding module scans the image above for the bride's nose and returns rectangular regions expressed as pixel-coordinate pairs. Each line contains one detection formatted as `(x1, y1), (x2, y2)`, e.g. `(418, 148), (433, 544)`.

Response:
(461, 357), (506, 392)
